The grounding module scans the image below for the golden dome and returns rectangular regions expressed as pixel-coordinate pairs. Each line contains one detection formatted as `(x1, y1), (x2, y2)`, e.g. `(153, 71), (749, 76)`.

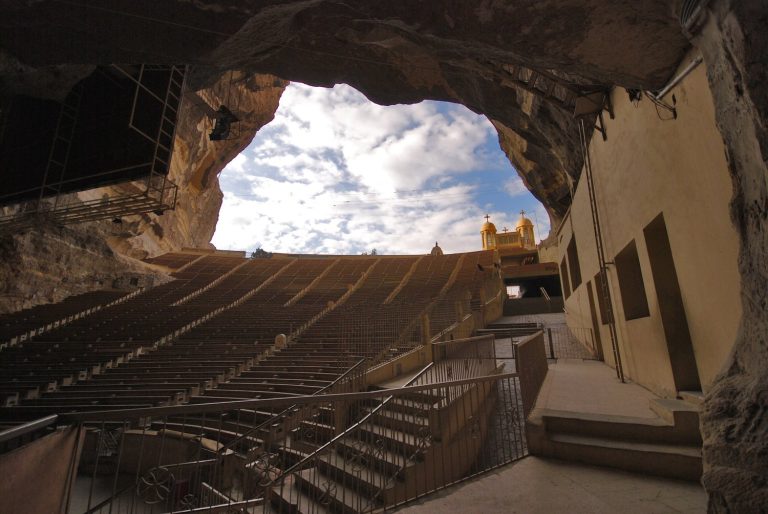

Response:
(481, 215), (497, 233)
(516, 210), (533, 229)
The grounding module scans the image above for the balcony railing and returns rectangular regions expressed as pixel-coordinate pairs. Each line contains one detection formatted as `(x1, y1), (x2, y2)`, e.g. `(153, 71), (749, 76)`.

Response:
(62, 372), (525, 514)
(57, 346), (526, 514)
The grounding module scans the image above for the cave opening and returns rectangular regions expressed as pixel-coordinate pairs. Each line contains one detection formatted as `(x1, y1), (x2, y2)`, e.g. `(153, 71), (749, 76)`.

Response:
(210, 82), (549, 256)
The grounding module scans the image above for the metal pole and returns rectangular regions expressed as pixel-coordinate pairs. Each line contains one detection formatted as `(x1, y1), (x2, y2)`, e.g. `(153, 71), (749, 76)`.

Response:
(579, 120), (625, 382)
(547, 328), (555, 359)
(655, 55), (703, 101)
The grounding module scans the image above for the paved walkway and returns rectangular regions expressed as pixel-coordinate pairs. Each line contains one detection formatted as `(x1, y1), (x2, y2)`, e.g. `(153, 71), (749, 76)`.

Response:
(495, 313), (568, 326)
(397, 456), (707, 513)
(536, 359), (660, 418)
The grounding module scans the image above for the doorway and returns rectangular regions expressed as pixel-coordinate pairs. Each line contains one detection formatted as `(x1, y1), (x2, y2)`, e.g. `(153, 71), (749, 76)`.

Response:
(643, 213), (702, 392)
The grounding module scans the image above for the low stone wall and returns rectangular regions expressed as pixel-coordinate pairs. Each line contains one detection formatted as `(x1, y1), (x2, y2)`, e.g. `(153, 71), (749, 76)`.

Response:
(514, 331), (549, 417)
(365, 345), (431, 386)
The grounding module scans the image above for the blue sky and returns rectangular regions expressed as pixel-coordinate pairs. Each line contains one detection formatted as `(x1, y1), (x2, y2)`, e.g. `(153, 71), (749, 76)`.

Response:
(211, 83), (549, 255)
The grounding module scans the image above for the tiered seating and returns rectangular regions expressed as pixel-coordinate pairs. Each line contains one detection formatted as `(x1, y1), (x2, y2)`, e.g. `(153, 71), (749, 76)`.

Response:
(384, 253), (462, 341)
(0, 290), (129, 344)
(0, 251), (499, 429)
(0, 255), (246, 415)
(180, 258), (335, 345)
(150, 259), (371, 439)
(189, 259), (371, 400)
(430, 250), (498, 336)
(466, 250), (497, 309)
(143, 251), (202, 270)
(297, 257), (419, 359)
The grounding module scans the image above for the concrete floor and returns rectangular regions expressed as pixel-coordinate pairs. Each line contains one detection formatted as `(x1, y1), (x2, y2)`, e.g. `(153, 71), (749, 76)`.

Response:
(495, 313), (569, 326)
(390, 316), (708, 513)
(537, 359), (660, 419)
(397, 456), (707, 513)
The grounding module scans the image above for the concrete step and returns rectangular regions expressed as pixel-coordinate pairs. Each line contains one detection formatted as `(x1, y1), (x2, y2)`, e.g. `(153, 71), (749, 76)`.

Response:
(268, 472), (320, 514)
(335, 438), (411, 478)
(546, 433), (702, 481)
(679, 390), (704, 407)
(296, 420), (335, 445)
(649, 398), (701, 440)
(315, 450), (393, 499)
(365, 407), (430, 435)
(540, 409), (701, 445)
(295, 466), (377, 514)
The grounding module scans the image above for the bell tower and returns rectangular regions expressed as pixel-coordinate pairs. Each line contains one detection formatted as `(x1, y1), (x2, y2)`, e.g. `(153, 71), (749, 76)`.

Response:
(516, 210), (535, 249)
(481, 214), (498, 250)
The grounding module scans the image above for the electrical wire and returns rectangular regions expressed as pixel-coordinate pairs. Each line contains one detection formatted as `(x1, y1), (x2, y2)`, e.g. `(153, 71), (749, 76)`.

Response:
(643, 92), (677, 121)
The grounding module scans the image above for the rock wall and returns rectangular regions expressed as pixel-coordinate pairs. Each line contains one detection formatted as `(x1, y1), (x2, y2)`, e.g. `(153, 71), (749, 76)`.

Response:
(105, 71), (287, 261)
(0, 2), (692, 313)
(692, 1), (768, 511)
(0, 221), (170, 313)
(0, 72), (286, 313)
(2, 1), (768, 509)
(0, 1), (690, 223)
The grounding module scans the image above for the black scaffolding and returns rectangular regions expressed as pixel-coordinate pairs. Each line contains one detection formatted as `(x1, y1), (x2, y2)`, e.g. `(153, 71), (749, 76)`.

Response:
(0, 64), (186, 231)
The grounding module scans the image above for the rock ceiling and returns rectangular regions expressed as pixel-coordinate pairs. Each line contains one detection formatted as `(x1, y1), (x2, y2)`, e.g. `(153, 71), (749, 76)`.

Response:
(0, 0), (690, 226)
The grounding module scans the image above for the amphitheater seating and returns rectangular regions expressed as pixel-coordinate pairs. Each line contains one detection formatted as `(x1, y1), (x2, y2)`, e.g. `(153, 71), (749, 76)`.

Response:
(0, 290), (129, 344)
(0, 250), (500, 425)
(142, 251), (203, 270)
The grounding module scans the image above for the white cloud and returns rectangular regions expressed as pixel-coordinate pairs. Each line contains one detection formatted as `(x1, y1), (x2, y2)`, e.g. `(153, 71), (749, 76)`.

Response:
(504, 175), (529, 197)
(212, 83), (547, 255)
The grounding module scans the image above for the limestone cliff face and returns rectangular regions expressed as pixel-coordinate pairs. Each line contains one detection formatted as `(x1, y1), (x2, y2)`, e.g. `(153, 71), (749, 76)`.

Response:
(692, 2), (768, 511)
(0, 222), (171, 313)
(0, 72), (286, 313)
(0, 1), (689, 310)
(0, 1), (689, 224)
(104, 72), (287, 260)
(2, 1), (768, 509)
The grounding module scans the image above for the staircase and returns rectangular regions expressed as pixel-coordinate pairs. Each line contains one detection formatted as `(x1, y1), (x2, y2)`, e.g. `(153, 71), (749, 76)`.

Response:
(476, 321), (541, 339)
(268, 375), (500, 513)
(269, 386), (442, 513)
(527, 395), (703, 481)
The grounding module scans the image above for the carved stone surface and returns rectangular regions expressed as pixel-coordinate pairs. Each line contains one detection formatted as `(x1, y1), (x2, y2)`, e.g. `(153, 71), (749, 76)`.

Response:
(0, 3), (690, 312)
(2, 5), (767, 510)
(692, 1), (768, 511)
(0, 0), (689, 226)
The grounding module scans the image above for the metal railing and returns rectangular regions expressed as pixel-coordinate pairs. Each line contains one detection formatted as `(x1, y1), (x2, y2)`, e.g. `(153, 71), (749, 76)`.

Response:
(0, 414), (58, 453)
(221, 358), (368, 457)
(0, 291), (516, 513)
(544, 325), (599, 360)
(62, 373), (526, 513)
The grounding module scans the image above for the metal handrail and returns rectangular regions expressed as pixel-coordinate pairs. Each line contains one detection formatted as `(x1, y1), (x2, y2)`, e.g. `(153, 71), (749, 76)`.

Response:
(432, 333), (495, 347)
(277, 362), (435, 481)
(364, 361), (494, 509)
(316, 357), (368, 395)
(83, 459), (219, 514)
(0, 414), (58, 444)
(61, 370), (516, 424)
(220, 358), (368, 453)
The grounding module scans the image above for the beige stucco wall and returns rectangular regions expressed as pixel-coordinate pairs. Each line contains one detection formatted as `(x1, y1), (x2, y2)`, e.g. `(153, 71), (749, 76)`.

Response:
(537, 238), (560, 265)
(558, 51), (741, 397)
